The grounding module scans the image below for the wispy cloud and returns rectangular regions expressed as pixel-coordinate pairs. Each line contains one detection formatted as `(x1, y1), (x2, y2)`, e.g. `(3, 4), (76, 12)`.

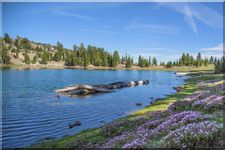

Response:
(80, 29), (117, 34)
(124, 22), (180, 35)
(159, 3), (223, 35)
(52, 10), (94, 22)
(201, 43), (223, 51)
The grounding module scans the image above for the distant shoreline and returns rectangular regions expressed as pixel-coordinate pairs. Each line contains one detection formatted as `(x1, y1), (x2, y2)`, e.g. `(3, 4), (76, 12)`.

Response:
(1, 63), (215, 72)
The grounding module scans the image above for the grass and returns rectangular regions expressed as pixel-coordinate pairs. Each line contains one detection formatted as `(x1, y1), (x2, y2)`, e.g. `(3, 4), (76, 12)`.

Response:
(31, 72), (224, 148)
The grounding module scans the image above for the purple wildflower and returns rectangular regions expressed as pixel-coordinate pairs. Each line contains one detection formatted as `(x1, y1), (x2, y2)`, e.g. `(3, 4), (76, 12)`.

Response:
(163, 121), (223, 148)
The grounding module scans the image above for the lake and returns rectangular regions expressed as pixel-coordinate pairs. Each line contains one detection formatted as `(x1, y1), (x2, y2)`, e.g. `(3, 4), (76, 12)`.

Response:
(2, 69), (186, 148)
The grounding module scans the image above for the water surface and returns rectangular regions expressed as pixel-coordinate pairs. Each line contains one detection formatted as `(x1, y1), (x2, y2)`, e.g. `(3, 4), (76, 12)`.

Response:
(2, 69), (186, 148)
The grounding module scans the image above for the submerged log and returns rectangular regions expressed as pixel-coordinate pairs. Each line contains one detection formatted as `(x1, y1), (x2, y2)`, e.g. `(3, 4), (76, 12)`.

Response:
(55, 80), (149, 97)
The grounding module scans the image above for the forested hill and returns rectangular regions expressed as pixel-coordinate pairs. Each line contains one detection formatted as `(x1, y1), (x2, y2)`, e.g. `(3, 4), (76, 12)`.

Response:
(1, 33), (224, 72)
(1, 33), (134, 68)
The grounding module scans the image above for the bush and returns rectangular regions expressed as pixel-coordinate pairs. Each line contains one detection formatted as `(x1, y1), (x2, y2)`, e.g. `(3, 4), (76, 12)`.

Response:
(23, 52), (30, 64)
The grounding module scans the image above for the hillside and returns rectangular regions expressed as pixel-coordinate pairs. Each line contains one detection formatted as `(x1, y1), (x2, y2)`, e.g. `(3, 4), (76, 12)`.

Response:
(1, 33), (224, 72)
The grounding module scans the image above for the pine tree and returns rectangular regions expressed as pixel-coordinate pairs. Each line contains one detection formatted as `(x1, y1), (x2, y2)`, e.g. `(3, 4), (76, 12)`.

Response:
(32, 55), (37, 64)
(112, 50), (120, 67)
(4, 33), (12, 44)
(152, 57), (157, 65)
(1, 43), (11, 64)
(23, 52), (30, 64)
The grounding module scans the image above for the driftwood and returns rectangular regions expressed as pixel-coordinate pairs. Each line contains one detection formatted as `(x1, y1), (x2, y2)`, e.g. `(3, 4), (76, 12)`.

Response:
(55, 80), (149, 97)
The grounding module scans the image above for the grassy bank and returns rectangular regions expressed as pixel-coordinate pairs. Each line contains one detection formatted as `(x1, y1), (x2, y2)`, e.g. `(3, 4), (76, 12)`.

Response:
(32, 72), (224, 148)
(1, 63), (215, 72)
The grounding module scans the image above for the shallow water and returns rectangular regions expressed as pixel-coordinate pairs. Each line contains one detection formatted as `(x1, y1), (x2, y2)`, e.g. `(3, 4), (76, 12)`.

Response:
(2, 69), (186, 148)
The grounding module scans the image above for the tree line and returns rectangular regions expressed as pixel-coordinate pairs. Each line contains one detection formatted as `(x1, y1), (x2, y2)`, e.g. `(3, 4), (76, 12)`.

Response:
(1, 33), (224, 73)
(164, 52), (215, 68)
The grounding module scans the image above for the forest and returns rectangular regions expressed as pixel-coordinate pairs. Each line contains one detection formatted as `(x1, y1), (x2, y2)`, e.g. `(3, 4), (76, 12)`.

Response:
(1, 33), (224, 73)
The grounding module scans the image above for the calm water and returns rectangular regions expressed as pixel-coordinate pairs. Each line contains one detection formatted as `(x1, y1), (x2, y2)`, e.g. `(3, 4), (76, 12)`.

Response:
(2, 69), (186, 148)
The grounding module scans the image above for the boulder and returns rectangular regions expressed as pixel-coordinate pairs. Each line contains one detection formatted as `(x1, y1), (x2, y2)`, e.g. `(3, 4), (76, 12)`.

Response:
(69, 121), (81, 129)
(135, 102), (142, 106)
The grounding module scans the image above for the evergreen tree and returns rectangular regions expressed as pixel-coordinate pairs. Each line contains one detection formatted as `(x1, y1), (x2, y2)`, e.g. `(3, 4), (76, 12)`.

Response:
(1, 43), (11, 64)
(204, 57), (209, 66)
(209, 56), (214, 64)
(195, 52), (202, 67)
(152, 57), (157, 65)
(53, 51), (61, 61)
(126, 55), (133, 68)
(112, 50), (120, 67)
(32, 55), (37, 64)
(23, 52), (30, 64)
(166, 61), (173, 68)
(20, 38), (31, 52)
(4, 33), (12, 44)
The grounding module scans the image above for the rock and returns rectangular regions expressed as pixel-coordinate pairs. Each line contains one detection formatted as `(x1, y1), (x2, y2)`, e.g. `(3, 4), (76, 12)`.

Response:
(173, 86), (183, 92)
(143, 80), (149, 84)
(138, 80), (144, 85)
(135, 102), (142, 106)
(69, 121), (81, 129)
(150, 100), (156, 105)
(128, 81), (136, 86)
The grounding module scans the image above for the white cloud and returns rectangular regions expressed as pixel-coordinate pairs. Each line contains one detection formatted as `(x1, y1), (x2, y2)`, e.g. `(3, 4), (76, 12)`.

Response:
(124, 22), (180, 34)
(53, 10), (94, 22)
(159, 3), (223, 34)
(201, 43), (223, 51)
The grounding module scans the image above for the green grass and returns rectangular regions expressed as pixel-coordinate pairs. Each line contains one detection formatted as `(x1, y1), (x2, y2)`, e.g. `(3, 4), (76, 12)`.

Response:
(133, 79), (198, 116)
(31, 72), (223, 148)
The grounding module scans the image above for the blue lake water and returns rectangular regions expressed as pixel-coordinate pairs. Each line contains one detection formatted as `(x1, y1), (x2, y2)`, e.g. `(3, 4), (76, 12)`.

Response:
(2, 69), (186, 148)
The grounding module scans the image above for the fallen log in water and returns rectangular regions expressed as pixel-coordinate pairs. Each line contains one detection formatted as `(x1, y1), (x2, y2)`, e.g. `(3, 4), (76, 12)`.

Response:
(55, 80), (149, 97)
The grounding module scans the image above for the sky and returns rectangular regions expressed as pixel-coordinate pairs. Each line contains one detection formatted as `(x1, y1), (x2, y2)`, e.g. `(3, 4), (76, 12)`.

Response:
(2, 2), (224, 62)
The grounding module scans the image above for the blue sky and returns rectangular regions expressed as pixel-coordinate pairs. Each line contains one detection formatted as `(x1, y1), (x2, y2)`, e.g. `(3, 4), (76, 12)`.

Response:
(2, 2), (223, 62)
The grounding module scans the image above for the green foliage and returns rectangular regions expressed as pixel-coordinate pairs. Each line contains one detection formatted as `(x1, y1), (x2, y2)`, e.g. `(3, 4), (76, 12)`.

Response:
(138, 55), (150, 67)
(23, 52), (30, 64)
(4, 33), (12, 44)
(16, 49), (19, 58)
(166, 61), (173, 68)
(11, 48), (16, 53)
(65, 44), (123, 68)
(20, 38), (31, 52)
(125, 55), (133, 68)
(53, 51), (61, 62)
(32, 55), (38, 64)
(1, 42), (11, 64)
(56, 41), (64, 52)
(215, 56), (225, 73)
(39, 52), (51, 64)
(152, 57), (157, 66)
(112, 51), (120, 67)
(14, 36), (20, 48)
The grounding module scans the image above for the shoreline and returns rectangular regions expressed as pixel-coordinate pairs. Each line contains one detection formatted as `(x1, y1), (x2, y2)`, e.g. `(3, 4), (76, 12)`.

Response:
(1, 64), (215, 73)
(31, 72), (224, 148)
